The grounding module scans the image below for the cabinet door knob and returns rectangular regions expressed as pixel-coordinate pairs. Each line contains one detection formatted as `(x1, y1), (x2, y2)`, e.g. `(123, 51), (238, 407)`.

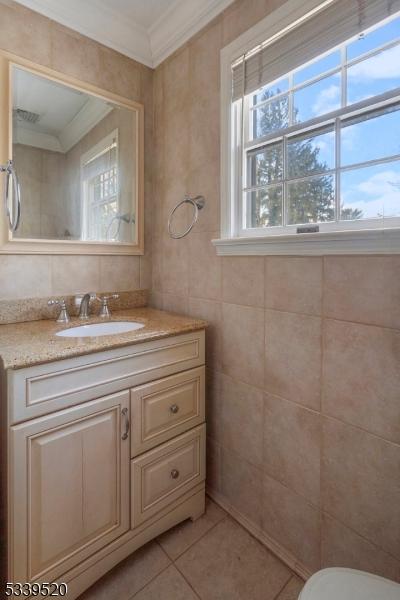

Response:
(121, 407), (129, 440)
(170, 469), (179, 479)
(170, 404), (179, 414)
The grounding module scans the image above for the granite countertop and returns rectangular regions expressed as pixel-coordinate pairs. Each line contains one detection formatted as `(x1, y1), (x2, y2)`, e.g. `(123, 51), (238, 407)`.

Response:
(0, 307), (207, 370)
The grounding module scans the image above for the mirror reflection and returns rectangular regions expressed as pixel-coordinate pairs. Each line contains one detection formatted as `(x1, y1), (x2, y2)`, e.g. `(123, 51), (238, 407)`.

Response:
(12, 66), (137, 243)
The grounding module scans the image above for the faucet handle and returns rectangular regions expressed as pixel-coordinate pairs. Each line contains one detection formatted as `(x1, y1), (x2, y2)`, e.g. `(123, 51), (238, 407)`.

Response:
(100, 293), (120, 301)
(96, 294), (119, 318)
(48, 298), (70, 323)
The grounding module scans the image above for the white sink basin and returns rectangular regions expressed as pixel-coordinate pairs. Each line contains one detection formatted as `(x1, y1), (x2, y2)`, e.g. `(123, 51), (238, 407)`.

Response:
(56, 321), (145, 338)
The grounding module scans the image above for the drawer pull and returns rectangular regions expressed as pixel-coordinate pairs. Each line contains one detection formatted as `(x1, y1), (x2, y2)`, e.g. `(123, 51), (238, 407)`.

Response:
(170, 404), (179, 414)
(121, 407), (130, 440)
(170, 468), (180, 479)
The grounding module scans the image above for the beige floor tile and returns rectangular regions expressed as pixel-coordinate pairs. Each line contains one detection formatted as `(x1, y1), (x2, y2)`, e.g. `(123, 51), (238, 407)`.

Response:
(175, 517), (292, 600)
(133, 565), (198, 600)
(77, 541), (170, 600)
(276, 575), (305, 600)
(157, 498), (226, 560)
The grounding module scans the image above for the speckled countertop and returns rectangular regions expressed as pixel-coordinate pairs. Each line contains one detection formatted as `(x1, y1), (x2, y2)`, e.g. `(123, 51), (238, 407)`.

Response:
(0, 307), (207, 370)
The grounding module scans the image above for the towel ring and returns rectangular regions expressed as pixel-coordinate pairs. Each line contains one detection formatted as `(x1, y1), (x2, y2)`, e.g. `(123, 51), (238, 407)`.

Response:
(168, 195), (205, 239)
(1, 160), (21, 232)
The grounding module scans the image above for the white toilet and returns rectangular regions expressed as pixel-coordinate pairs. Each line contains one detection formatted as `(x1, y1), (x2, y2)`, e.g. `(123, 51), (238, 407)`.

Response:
(299, 568), (400, 600)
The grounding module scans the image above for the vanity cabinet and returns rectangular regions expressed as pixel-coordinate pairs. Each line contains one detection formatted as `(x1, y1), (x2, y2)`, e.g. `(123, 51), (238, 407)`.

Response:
(4, 330), (206, 598)
(11, 391), (130, 583)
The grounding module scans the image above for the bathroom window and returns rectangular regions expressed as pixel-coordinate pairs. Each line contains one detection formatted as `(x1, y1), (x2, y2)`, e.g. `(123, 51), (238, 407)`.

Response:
(81, 130), (119, 241)
(217, 0), (400, 254)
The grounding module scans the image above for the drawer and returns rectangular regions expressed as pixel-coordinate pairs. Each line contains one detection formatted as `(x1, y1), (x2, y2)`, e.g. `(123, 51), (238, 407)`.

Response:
(131, 424), (206, 528)
(130, 367), (205, 456)
(8, 330), (205, 424)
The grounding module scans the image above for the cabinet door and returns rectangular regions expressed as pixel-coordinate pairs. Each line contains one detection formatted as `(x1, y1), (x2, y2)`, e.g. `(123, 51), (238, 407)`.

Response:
(10, 390), (130, 583)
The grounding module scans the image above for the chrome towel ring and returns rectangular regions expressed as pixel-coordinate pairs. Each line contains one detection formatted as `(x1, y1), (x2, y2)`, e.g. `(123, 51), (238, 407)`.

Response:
(168, 195), (205, 239)
(1, 160), (21, 232)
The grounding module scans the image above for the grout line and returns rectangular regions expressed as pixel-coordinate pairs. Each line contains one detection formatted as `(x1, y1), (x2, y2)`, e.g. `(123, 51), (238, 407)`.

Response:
(264, 389), (322, 416)
(213, 367), (399, 446)
(323, 315), (400, 333)
(322, 509), (400, 563)
(173, 559), (203, 600)
(222, 299), (322, 318)
(160, 513), (228, 562)
(213, 298), (400, 333)
(261, 465), (320, 512)
(322, 414), (400, 447)
(208, 488), (311, 580)
(272, 574), (297, 600)
(128, 561), (172, 599)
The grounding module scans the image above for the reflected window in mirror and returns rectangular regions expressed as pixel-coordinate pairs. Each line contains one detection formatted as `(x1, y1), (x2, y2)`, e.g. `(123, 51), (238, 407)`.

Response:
(11, 65), (137, 245)
(81, 130), (119, 241)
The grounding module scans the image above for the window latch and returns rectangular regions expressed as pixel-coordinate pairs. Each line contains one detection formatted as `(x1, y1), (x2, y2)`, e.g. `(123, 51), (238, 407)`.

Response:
(296, 225), (319, 234)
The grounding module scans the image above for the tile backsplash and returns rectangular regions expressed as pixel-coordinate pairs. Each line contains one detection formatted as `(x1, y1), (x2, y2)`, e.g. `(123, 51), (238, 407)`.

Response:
(0, 288), (148, 324)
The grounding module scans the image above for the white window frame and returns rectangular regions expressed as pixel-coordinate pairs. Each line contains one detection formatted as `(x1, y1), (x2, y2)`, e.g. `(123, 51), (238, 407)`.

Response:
(80, 129), (119, 241)
(214, 0), (400, 255)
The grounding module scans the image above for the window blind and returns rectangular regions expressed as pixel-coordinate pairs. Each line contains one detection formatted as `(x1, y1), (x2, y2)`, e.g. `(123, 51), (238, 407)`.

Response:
(82, 140), (117, 182)
(232, 0), (400, 101)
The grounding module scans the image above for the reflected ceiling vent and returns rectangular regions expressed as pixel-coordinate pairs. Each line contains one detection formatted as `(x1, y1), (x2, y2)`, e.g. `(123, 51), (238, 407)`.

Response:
(13, 108), (40, 123)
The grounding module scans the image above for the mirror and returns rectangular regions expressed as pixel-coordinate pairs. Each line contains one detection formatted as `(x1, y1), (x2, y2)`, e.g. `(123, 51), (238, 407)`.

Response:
(10, 64), (141, 247)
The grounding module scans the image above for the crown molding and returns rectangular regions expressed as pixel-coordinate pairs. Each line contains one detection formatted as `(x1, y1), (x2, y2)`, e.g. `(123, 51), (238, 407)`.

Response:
(15, 0), (235, 68)
(149, 0), (234, 66)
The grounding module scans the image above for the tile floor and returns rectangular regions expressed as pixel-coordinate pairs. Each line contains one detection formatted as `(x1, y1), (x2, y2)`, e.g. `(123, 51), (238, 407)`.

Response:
(78, 498), (304, 600)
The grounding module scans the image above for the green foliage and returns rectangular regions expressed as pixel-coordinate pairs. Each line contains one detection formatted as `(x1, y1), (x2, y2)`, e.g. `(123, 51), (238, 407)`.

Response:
(249, 90), (363, 226)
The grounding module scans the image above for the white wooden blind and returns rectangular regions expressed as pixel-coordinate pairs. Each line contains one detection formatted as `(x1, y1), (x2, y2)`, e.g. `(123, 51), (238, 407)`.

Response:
(82, 141), (117, 182)
(232, 0), (400, 101)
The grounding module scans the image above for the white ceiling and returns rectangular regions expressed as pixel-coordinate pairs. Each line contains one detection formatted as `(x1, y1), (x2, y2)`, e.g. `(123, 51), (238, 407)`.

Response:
(16, 0), (235, 67)
(13, 66), (112, 152)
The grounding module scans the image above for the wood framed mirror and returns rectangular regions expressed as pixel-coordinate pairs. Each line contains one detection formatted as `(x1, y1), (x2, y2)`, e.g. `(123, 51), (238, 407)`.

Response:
(0, 51), (144, 255)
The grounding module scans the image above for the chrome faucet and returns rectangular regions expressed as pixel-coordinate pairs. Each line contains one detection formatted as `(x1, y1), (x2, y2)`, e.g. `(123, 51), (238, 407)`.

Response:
(48, 298), (70, 323)
(77, 293), (96, 320)
(97, 294), (119, 318)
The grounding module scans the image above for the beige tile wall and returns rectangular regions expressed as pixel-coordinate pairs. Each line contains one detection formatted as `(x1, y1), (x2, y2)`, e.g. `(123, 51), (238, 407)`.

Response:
(151, 0), (400, 581)
(2, 0), (399, 584)
(0, 0), (153, 299)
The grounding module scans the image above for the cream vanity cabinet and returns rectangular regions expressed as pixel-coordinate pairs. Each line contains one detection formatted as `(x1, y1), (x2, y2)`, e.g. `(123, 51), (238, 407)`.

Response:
(5, 330), (206, 598)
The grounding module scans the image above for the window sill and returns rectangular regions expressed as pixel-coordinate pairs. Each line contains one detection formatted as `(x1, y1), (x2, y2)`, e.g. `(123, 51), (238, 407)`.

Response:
(212, 228), (400, 255)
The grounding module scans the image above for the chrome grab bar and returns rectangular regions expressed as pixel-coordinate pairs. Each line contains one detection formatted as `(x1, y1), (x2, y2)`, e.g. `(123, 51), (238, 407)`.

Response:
(1, 160), (21, 232)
